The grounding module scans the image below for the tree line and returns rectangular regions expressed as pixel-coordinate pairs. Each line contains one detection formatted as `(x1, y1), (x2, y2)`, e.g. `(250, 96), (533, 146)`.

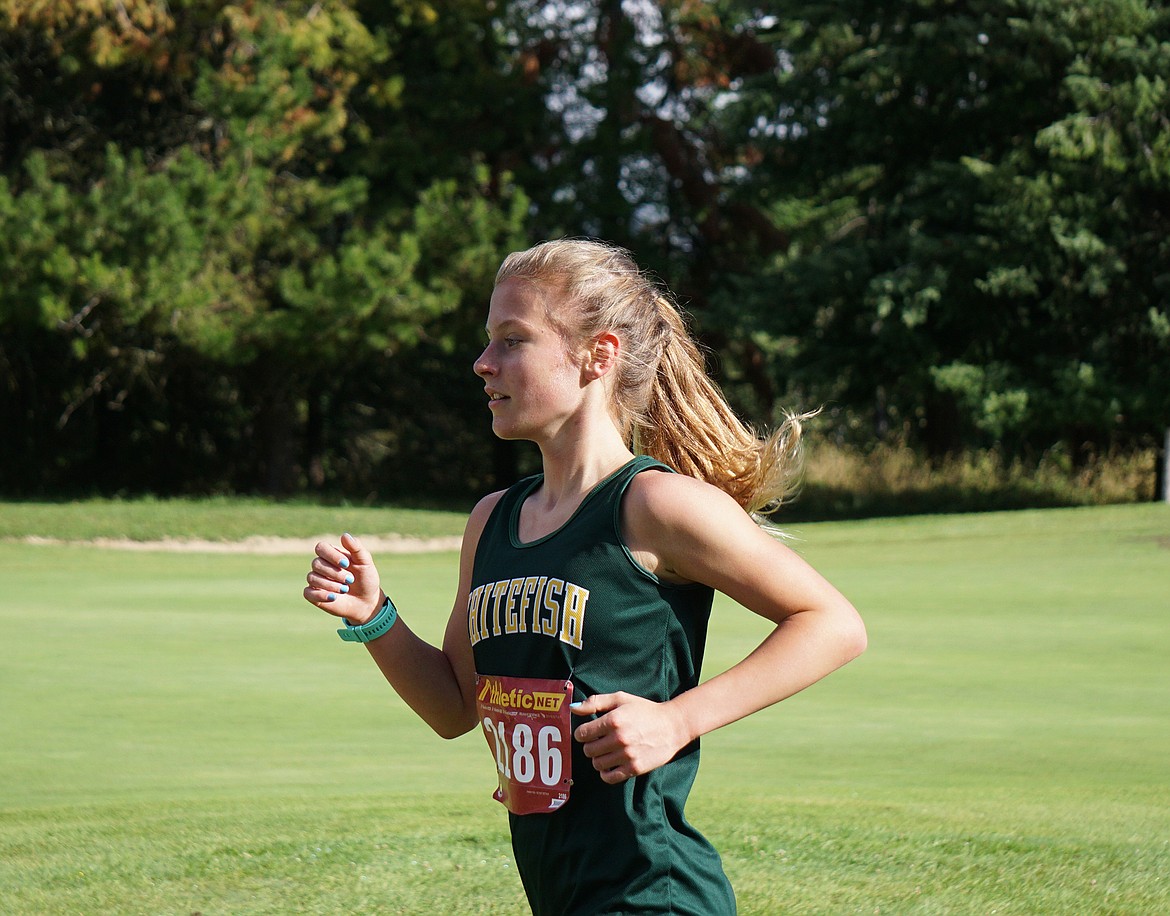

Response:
(2, 0), (1167, 502)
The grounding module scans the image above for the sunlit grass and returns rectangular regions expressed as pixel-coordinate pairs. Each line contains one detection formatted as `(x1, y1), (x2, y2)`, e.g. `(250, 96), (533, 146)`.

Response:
(0, 495), (469, 542)
(1, 502), (1168, 913)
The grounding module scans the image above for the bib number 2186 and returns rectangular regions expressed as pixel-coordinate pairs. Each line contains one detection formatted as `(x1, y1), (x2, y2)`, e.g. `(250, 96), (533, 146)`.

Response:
(474, 674), (573, 815)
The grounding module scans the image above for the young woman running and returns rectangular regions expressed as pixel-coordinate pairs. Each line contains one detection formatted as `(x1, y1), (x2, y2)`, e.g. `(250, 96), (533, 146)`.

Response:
(303, 238), (866, 915)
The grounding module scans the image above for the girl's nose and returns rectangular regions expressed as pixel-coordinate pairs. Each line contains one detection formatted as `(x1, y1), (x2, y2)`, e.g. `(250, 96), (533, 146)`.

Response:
(473, 344), (494, 378)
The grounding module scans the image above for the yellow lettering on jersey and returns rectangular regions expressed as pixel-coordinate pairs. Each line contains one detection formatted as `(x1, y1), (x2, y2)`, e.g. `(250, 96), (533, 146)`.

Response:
(529, 576), (549, 634)
(470, 576), (588, 650)
(467, 585), (486, 646)
(541, 578), (564, 637)
(559, 583), (589, 649)
(477, 584), (491, 641)
(489, 580), (510, 636)
(504, 578), (524, 634)
(519, 577), (540, 634)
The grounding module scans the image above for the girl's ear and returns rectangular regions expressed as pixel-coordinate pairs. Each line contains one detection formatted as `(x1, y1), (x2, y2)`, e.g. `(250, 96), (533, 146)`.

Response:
(583, 332), (620, 382)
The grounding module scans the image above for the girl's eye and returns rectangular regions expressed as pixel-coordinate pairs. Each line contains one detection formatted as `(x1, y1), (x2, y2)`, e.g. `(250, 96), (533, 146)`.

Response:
(483, 332), (522, 349)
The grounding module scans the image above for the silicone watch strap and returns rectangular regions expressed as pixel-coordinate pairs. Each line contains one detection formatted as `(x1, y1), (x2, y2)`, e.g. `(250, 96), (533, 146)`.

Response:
(338, 594), (398, 643)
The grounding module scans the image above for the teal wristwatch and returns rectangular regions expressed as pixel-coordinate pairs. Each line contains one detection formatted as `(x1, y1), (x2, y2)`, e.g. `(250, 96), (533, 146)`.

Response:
(338, 594), (398, 643)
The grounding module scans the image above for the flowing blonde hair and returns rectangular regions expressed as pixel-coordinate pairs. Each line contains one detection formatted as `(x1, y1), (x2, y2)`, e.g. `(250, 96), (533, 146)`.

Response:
(495, 238), (812, 517)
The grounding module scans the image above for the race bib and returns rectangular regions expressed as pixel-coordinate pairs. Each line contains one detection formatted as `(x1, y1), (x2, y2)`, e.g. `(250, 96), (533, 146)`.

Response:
(474, 673), (574, 815)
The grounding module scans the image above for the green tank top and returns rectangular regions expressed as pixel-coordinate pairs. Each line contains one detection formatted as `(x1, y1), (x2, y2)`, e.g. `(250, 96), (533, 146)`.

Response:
(470, 455), (736, 915)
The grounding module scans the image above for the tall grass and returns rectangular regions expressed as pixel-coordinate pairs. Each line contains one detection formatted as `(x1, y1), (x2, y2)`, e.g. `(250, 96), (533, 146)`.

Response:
(791, 443), (1158, 520)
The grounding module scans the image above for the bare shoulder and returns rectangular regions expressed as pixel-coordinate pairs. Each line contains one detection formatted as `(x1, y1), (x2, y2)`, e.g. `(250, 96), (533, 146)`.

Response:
(468, 488), (507, 525)
(461, 489), (507, 557)
(448, 489), (508, 629)
(627, 472), (762, 538)
(623, 469), (858, 631)
(623, 469), (769, 584)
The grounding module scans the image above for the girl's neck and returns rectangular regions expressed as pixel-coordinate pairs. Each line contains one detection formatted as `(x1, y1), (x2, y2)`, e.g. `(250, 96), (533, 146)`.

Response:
(533, 427), (633, 515)
(516, 437), (632, 544)
(539, 446), (633, 502)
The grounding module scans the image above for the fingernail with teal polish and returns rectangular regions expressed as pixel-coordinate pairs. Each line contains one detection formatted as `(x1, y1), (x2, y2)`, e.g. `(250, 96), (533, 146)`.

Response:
(339, 557), (349, 569)
(340, 584), (349, 594)
(344, 573), (354, 585)
(326, 594), (336, 602)
(569, 702), (584, 709)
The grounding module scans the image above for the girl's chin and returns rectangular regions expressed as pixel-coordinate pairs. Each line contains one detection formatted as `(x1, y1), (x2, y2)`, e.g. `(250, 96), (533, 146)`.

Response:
(491, 417), (543, 443)
(490, 417), (522, 439)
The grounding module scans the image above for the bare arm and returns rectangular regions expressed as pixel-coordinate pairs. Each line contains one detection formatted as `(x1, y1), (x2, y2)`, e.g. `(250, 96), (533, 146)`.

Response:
(571, 472), (867, 781)
(303, 493), (503, 739)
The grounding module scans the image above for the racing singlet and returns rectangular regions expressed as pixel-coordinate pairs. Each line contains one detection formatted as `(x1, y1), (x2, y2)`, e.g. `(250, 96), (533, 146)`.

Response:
(469, 456), (736, 915)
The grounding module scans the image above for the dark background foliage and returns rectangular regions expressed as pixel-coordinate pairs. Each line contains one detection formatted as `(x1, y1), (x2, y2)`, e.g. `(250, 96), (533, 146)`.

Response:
(2, 0), (1167, 504)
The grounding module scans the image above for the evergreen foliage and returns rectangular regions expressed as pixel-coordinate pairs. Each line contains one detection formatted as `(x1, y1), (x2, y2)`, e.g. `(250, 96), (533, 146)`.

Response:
(1, 1), (1166, 499)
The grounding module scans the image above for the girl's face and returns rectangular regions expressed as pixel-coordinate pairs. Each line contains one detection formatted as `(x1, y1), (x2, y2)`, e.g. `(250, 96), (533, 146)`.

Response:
(473, 278), (588, 443)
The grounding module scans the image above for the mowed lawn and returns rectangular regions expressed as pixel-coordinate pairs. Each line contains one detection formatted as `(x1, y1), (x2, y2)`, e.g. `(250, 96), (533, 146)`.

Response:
(1, 503), (1167, 914)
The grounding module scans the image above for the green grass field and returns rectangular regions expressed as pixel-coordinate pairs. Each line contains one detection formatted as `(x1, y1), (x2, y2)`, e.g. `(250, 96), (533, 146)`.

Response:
(1, 502), (1168, 914)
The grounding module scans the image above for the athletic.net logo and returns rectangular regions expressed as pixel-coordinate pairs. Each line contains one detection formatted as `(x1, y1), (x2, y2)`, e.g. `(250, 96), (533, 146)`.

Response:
(477, 677), (567, 713)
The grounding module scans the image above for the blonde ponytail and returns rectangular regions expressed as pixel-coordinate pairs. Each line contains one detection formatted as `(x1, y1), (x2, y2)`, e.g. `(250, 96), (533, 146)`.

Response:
(495, 239), (812, 517)
(636, 297), (810, 517)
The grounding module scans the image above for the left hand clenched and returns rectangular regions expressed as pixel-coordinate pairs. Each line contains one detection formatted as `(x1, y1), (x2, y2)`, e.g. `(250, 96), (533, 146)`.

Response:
(571, 692), (691, 784)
